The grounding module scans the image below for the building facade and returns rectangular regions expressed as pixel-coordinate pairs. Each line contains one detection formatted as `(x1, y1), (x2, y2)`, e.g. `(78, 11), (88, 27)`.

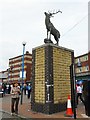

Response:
(75, 52), (90, 81)
(0, 71), (8, 83)
(88, 1), (90, 52)
(9, 51), (32, 84)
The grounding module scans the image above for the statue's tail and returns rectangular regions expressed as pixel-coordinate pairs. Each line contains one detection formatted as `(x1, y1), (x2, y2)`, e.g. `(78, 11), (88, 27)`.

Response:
(55, 38), (59, 46)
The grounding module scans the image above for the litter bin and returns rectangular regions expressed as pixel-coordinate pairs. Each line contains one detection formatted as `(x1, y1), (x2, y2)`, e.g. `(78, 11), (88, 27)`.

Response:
(83, 80), (90, 116)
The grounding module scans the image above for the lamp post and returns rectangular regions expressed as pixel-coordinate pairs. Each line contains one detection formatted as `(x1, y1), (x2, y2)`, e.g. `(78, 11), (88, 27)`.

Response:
(21, 41), (26, 105)
(7, 67), (10, 84)
(70, 64), (76, 119)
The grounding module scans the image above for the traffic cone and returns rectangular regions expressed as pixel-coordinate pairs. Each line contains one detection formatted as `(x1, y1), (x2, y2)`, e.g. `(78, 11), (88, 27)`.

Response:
(65, 95), (74, 117)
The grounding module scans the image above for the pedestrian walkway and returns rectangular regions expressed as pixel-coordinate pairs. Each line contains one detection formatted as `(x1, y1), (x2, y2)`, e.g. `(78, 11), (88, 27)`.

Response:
(0, 110), (19, 119)
(1, 94), (90, 119)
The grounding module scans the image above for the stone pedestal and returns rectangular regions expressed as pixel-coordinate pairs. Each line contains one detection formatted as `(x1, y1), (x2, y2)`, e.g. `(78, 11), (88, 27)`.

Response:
(31, 43), (74, 114)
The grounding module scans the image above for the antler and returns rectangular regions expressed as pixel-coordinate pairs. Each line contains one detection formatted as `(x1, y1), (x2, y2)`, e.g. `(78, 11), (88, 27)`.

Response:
(48, 10), (62, 16)
(53, 10), (62, 14)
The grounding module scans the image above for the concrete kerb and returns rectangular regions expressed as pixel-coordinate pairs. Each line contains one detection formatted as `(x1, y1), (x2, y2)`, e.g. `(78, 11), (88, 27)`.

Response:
(0, 109), (27, 119)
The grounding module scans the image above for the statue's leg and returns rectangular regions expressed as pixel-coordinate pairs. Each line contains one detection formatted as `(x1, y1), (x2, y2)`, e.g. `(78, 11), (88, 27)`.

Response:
(47, 30), (48, 39)
(57, 39), (59, 46)
(49, 33), (51, 40)
(57, 41), (58, 45)
(55, 37), (59, 46)
(49, 28), (51, 40)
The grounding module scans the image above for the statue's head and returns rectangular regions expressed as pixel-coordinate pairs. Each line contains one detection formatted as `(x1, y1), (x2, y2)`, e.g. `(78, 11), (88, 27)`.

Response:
(44, 10), (62, 18)
(44, 12), (53, 18)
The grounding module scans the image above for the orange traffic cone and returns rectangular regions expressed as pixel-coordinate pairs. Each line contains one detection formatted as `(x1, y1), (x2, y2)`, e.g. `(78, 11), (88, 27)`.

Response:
(65, 95), (74, 117)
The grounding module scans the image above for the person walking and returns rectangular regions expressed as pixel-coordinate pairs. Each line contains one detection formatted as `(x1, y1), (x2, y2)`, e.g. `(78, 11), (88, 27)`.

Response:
(77, 83), (85, 105)
(24, 84), (27, 95)
(10, 83), (21, 115)
(27, 83), (32, 101)
(3, 83), (6, 96)
(8, 84), (11, 94)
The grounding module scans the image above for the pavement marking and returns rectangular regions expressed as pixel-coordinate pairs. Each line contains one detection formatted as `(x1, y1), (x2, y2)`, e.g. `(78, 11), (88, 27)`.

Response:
(81, 114), (90, 118)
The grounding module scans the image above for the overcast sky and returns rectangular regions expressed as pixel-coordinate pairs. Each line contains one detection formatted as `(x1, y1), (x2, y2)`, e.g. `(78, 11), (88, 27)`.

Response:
(0, 0), (89, 71)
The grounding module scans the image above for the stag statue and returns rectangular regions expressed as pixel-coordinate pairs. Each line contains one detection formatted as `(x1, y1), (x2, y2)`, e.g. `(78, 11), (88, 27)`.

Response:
(44, 10), (62, 45)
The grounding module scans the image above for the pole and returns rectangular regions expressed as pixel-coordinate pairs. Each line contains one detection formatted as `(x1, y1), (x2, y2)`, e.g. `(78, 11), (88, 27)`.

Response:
(21, 42), (26, 105)
(73, 64), (77, 119)
(70, 64), (76, 119)
(8, 67), (10, 84)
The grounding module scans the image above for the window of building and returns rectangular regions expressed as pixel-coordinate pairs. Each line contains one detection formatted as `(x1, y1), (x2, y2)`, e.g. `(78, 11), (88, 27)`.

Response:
(86, 65), (89, 71)
(77, 58), (81, 67)
(79, 67), (82, 72)
(85, 56), (88, 61)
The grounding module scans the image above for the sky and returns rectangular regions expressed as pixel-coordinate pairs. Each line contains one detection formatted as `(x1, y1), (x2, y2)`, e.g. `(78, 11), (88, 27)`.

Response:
(0, 0), (89, 71)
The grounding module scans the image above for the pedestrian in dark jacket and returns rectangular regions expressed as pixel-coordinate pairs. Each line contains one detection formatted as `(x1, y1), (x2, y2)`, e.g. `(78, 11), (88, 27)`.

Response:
(27, 83), (32, 99)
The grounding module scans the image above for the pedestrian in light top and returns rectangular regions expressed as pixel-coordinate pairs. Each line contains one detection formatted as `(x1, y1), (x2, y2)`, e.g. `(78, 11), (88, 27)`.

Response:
(10, 83), (21, 115)
(77, 83), (85, 105)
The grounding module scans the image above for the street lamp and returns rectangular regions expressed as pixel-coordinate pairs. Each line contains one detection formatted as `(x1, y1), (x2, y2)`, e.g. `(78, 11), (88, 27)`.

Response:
(21, 41), (26, 105)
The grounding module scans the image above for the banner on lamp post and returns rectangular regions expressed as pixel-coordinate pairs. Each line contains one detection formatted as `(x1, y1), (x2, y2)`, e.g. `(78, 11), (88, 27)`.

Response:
(20, 71), (26, 79)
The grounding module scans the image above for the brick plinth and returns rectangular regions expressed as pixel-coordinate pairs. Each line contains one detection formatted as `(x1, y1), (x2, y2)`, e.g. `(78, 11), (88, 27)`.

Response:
(31, 43), (74, 114)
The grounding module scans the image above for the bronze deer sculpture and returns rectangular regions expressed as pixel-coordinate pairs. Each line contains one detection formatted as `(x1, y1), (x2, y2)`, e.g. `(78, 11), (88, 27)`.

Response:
(44, 10), (62, 45)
